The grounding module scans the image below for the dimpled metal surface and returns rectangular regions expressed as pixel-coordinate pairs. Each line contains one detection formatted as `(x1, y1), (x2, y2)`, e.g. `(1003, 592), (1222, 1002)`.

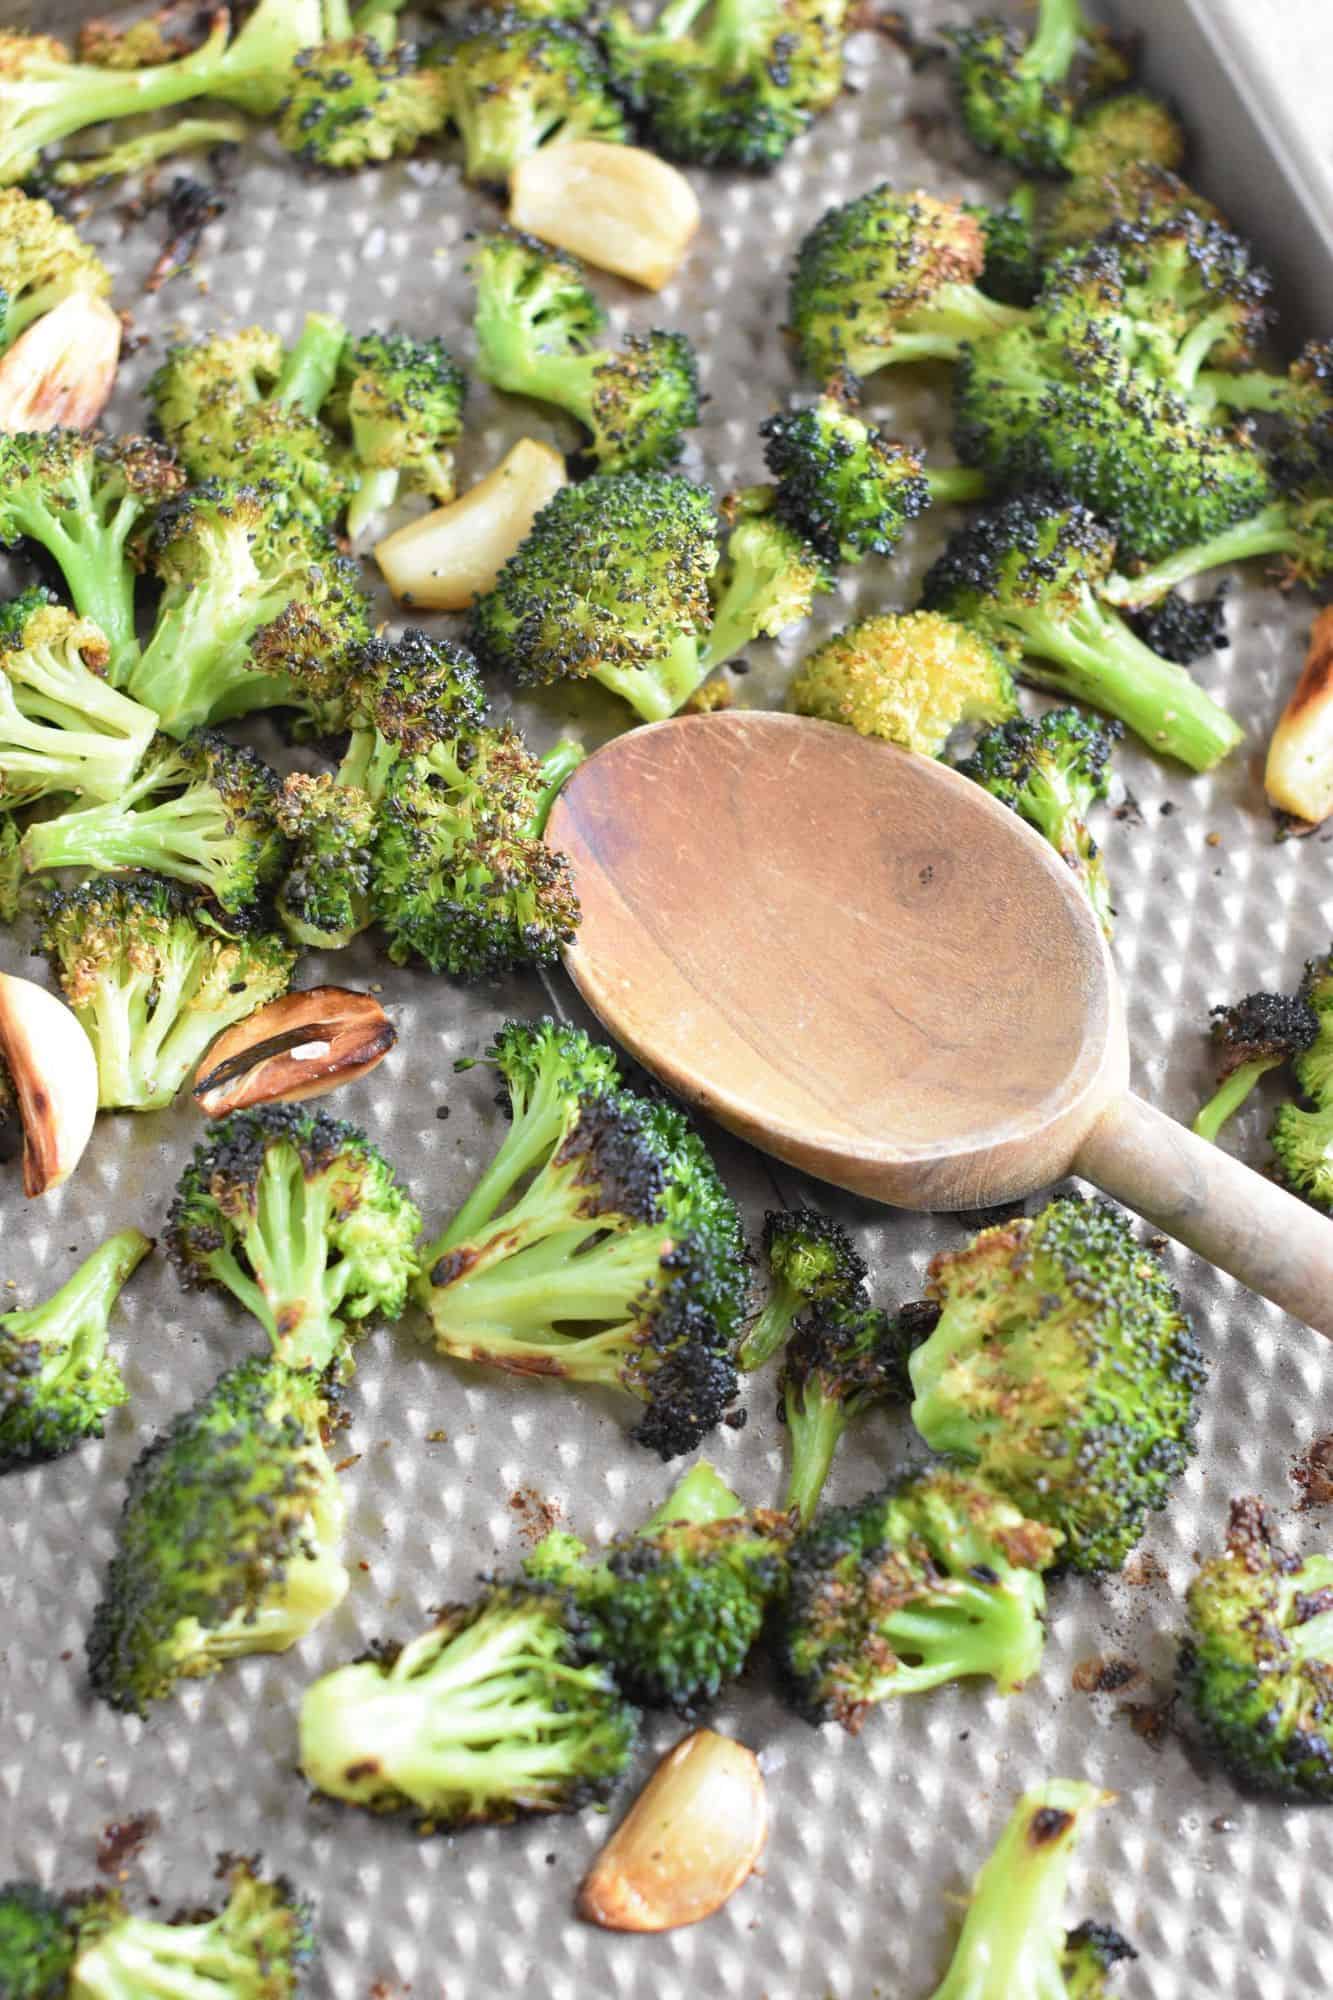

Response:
(2, 4), (1332, 1995)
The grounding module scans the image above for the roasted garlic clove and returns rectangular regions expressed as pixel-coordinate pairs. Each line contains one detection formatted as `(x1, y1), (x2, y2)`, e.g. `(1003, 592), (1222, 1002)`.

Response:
(1266, 605), (1333, 828)
(0, 294), (122, 432)
(0, 973), (99, 1196)
(375, 439), (567, 610)
(509, 141), (701, 292)
(578, 1729), (767, 1933)
(193, 987), (396, 1117)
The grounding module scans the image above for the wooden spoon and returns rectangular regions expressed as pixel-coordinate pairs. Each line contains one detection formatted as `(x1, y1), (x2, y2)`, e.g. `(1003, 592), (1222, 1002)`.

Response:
(547, 711), (1333, 1337)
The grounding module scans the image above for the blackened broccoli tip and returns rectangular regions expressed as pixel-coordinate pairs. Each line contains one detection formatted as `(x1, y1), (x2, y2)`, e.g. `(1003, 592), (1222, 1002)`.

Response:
(429, 10), (627, 186)
(276, 33), (449, 170)
(908, 1192), (1206, 1575)
(779, 1297), (915, 1522)
(738, 1206), (866, 1371)
(470, 229), (699, 473)
(0, 184), (110, 352)
(299, 1579), (639, 1824)
(68, 1859), (314, 1998)
(0, 597), (156, 811)
(924, 1780), (1122, 2000)
(1191, 989), (1319, 1145)
(325, 327), (467, 536)
(0, 1230), (150, 1473)
(1125, 582), (1230, 665)
(602, 0), (847, 170)
(468, 470), (720, 721)
(789, 608), (1017, 758)
(759, 394), (933, 563)
(920, 490), (1245, 770)
(777, 1468), (1060, 1730)
(788, 184), (1028, 385)
(87, 1354), (348, 1714)
(275, 772), (376, 951)
(955, 706), (1120, 937)
(40, 874), (297, 1112)
(336, 624), (489, 798)
(167, 1103), (421, 1376)
(19, 727), (288, 915)
(1178, 1496), (1333, 1800)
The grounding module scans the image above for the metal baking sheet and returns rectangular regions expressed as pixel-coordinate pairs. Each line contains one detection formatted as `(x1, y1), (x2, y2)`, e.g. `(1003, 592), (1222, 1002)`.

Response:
(2, 4), (1332, 1995)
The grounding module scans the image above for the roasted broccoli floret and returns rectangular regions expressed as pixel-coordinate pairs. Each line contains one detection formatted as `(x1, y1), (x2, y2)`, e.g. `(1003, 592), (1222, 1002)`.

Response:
(920, 490), (1244, 769)
(66, 1861), (313, 2000)
(976, 186), (1041, 307)
(19, 728), (287, 914)
(0, 1878), (78, 1997)
(39, 875), (297, 1111)
(0, 185), (110, 354)
(416, 1018), (748, 1455)
(0, 1230), (150, 1473)
(299, 1578), (638, 1824)
(908, 1193), (1205, 1574)
(777, 1469), (1059, 1729)
(0, 592), (156, 810)
(945, 0), (1129, 175)
(324, 328), (467, 537)
(277, 30), (449, 169)
(331, 623), (491, 796)
(955, 707), (1120, 937)
(1124, 583), (1230, 664)
(1178, 1495), (1333, 1801)
(470, 230), (699, 473)
(739, 1207), (866, 1371)
(788, 609), (1017, 757)
(701, 487), (830, 667)
(924, 1781), (1128, 2000)
(1041, 161), (1218, 261)
(1191, 988), (1318, 1144)
(167, 1104), (421, 1376)
(528, 1458), (793, 1712)
(430, 10), (626, 185)
(0, 430), (182, 682)
(789, 186), (1028, 385)
(469, 470), (720, 720)
(1269, 953), (1333, 1207)
(124, 479), (372, 735)
(602, 0), (846, 169)
(87, 1354), (348, 1712)
(1063, 87), (1185, 182)
(274, 773), (376, 950)
(779, 1297), (917, 1522)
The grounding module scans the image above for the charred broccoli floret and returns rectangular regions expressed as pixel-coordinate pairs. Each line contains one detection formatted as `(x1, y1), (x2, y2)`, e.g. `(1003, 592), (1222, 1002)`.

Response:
(945, 0), (1132, 175)
(416, 1018), (748, 1456)
(430, 11), (626, 185)
(789, 186), (1028, 385)
(167, 1104), (422, 1376)
(331, 623), (490, 798)
(955, 707), (1120, 936)
(0, 185), (110, 353)
(1041, 161), (1218, 260)
(779, 1297), (920, 1522)
(1191, 988), (1318, 1144)
(1270, 952), (1333, 1208)
(908, 1193), (1205, 1574)
(324, 328), (467, 537)
(0, 592), (156, 810)
(277, 30), (448, 169)
(299, 1578), (638, 1824)
(1124, 583), (1230, 665)
(738, 1206), (866, 1371)
(87, 1354), (348, 1713)
(0, 1230), (150, 1473)
(788, 609), (1017, 757)
(602, 0), (846, 169)
(777, 1469), (1059, 1729)
(19, 728), (287, 914)
(470, 230), (699, 472)
(275, 773), (376, 950)
(920, 490), (1244, 769)
(1178, 1495), (1333, 1801)
(39, 875), (296, 1111)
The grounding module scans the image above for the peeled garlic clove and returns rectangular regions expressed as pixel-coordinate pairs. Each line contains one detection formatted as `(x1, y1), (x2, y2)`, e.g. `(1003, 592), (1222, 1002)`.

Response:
(578, 1729), (767, 1933)
(0, 294), (122, 432)
(509, 141), (700, 292)
(0, 972), (99, 1196)
(1266, 605), (1333, 827)
(375, 439), (566, 611)
(193, 986), (396, 1117)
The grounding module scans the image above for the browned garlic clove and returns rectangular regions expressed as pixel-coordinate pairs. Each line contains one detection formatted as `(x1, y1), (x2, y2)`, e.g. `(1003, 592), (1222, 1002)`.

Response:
(578, 1728), (768, 1933)
(0, 972), (99, 1196)
(509, 142), (701, 292)
(193, 987), (396, 1117)
(375, 438), (567, 611)
(0, 294), (122, 433)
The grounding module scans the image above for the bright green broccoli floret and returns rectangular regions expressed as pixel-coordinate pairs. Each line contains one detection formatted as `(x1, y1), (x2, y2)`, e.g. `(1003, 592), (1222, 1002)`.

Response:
(1270, 953), (1333, 1206)
(0, 594), (156, 810)
(277, 33), (448, 169)
(924, 1781), (1129, 2000)
(19, 728), (288, 914)
(0, 431), (183, 683)
(167, 1104), (422, 1376)
(66, 1860), (313, 2000)
(1178, 1495), (1333, 1801)
(469, 470), (720, 720)
(908, 1193), (1206, 1574)
(299, 1579), (638, 1824)
(945, 0), (1129, 176)
(416, 1018), (748, 1456)
(920, 490), (1244, 769)
(955, 707), (1121, 937)
(50, 112), (250, 186)
(788, 609), (1017, 757)
(471, 230), (699, 473)
(0, 1879), (78, 1998)
(39, 875), (297, 1111)
(778, 1296), (917, 1523)
(430, 10), (626, 185)
(1191, 988), (1318, 1145)
(739, 1206), (866, 1371)
(0, 185), (110, 350)
(325, 328), (467, 537)
(789, 185), (1029, 385)
(602, 0), (846, 169)
(777, 1468), (1060, 1729)
(700, 487), (830, 667)
(275, 772), (376, 950)
(0, 1230), (150, 1473)
(86, 1355), (348, 1713)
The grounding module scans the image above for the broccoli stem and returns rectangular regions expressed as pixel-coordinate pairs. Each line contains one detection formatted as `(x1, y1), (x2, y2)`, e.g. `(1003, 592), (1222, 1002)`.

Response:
(530, 739), (586, 836)
(345, 465), (401, 541)
(426, 1068), (582, 1260)
(784, 1387), (846, 1524)
(1021, 0), (1090, 81)
(642, 1459), (743, 1530)
(353, 0), (410, 33)
(850, 287), (1028, 373)
(324, 0), (355, 32)
(1192, 369), (1300, 417)
(1289, 1561), (1333, 1661)
(596, 635), (709, 722)
(1, 1230), (151, 1369)
(428, 1221), (664, 1341)
(1192, 1058), (1275, 1143)
(274, 312), (347, 416)
(876, 1581), (1045, 1695)
(21, 788), (225, 890)
(924, 466), (988, 506)
(52, 113), (250, 187)
(738, 1274), (802, 1372)
(129, 571), (298, 734)
(1101, 503), (1302, 607)
(241, 1150), (349, 1373)
(7, 474), (144, 684)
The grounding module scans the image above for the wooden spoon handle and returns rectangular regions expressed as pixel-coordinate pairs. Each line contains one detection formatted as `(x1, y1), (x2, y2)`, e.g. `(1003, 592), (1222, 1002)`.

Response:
(1074, 1091), (1333, 1337)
